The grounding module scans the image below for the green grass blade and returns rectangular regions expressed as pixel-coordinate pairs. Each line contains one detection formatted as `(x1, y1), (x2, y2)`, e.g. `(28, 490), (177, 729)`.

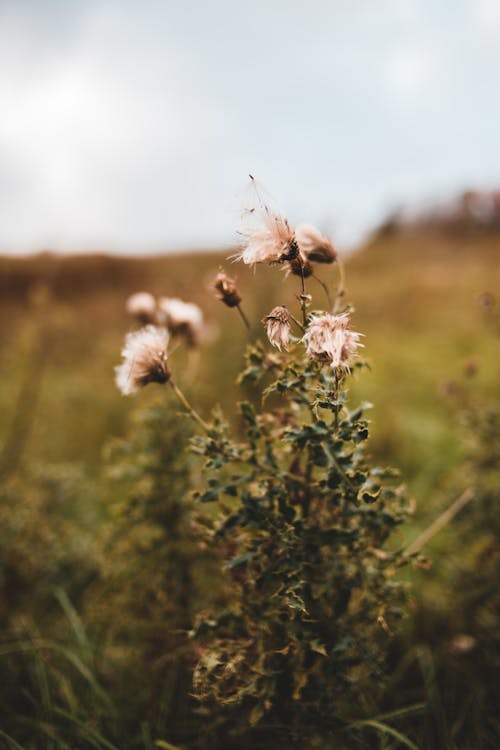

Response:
(0, 729), (29, 750)
(354, 719), (420, 750)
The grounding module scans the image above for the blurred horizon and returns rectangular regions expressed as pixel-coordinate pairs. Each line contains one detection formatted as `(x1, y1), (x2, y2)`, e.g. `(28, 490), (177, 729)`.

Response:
(1, 0), (500, 255)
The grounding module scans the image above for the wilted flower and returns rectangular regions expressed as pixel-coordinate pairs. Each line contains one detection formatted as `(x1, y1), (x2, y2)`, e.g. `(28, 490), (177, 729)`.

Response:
(262, 306), (291, 350)
(213, 271), (242, 308)
(303, 313), (362, 370)
(296, 224), (337, 264)
(157, 297), (204, 346)
(115, 325), (170, 395)
(236, 212), (299, 267)
(125, 291), (157, 325)
(287, 255), (314, 278)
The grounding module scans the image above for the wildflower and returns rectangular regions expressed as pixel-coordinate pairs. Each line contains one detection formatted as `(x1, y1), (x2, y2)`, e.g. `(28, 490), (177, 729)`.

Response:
(295, 224), (337, 264)
(125, 291), (157, 325)
(236, 212), (299, 266)
(157, 297), (204, 346)
(213, 271), (242, 308)
(115, 326), (170, 395)
(303, 313), (362, 370)
(262, 306), (291, 350)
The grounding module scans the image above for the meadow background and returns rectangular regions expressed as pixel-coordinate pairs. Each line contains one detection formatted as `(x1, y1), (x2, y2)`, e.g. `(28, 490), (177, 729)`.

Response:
(0, 217), (498, 748)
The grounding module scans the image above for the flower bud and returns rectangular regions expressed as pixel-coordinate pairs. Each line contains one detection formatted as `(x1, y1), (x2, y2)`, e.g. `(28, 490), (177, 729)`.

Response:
(213, 271), (242, 308)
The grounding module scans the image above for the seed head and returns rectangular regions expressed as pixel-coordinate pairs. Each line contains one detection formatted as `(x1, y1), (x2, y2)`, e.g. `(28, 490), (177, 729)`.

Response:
(262, 306), (291, 351)
(157, 297), (204, 347)
(303, 313), (362, 370)
(236, 212), (299, 266)
(287, 255), (314, 278)
(115, 325), (170, 395)
(213, 271), (242, 308)
(296, 224), (337, 264)
(125, 291), (158, 325)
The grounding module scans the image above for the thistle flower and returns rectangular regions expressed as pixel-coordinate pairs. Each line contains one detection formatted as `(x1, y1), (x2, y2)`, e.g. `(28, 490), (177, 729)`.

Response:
(295, 224), (337, 264)
(303, 313), (362, 370)
(157, 297), (204, 347)
(213, 271), (242, 308)
(115, 325), (170, 395)
(236, 212), (299, 267)
(125, 291), (158, 325)
(262, 306), (291, 351)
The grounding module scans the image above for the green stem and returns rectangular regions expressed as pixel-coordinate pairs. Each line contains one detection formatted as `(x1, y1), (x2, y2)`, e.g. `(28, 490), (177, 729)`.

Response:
(169, 380), (210, 433)
(333, 371), (340, 432)
(333, 257), (346, 313)
(404, 487), (475, 556)
(289, 313), (305, 333)
(299, 260), (308, 326)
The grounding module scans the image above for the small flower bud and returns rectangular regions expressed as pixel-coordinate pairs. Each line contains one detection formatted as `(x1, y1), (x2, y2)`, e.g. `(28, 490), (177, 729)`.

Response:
(262, 306), (291, 351)
(213, 271), (242, 308)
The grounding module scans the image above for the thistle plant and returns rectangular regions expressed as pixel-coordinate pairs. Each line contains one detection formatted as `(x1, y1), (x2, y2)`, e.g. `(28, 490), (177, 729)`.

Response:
(187, 201), (413, 748)
(113, 191), (415, 748)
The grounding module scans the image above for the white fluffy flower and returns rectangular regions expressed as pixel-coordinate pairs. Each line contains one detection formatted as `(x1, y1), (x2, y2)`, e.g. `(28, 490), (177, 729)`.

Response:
(125, 292), (158, 325)
(157, 297), (204, 346)
(115, 326), (170, 395)
(262, 306), (291, 350)
(236, 212), (298, 266)
(303, 313), (362, 370)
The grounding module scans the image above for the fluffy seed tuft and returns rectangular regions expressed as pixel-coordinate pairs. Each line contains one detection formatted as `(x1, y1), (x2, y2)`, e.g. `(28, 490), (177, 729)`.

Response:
(236, 212), (298, 267)
(115, 325), (170, 395)
(303, 313), (362, 370)
(157, 297), (204, 347)
(125, 292), (158, 325)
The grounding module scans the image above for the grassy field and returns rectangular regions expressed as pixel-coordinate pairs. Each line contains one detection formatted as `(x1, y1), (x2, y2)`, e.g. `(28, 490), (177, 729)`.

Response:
(1, 228), (498, 501)
(0, 228), (498, 749)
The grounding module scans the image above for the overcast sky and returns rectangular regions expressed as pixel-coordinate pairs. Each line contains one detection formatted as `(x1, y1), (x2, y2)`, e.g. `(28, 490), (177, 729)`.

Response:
(1, 0), (500, 254)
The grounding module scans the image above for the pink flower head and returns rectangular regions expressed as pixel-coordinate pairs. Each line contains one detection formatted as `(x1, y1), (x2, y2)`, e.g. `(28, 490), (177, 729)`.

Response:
(303, 313), (362, 370)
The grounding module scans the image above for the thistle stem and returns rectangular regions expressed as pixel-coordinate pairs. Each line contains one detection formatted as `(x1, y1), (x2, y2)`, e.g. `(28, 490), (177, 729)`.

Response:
(333, 372), (340, 432)
(299, 261), (308, 326)
(289, 313), (305, 333)
(312, 274), (332, 309)
(236, 303), (251, 331)
(333, 258), (346, 313)
(169, 379), (210, 433)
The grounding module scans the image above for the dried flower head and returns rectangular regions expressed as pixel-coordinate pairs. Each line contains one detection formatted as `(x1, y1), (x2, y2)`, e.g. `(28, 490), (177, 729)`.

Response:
(213, 271), (242, 308)
(115, 325), (170, 395)
(125, 291), (158, 325)
(287, 255), (314, 278)
(295, 224), (337, 264)
(262, 306), (291, 351)
(157, 297), (204, 347)
(303, 313), (362, 370)
(236, 211), (299, 267)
